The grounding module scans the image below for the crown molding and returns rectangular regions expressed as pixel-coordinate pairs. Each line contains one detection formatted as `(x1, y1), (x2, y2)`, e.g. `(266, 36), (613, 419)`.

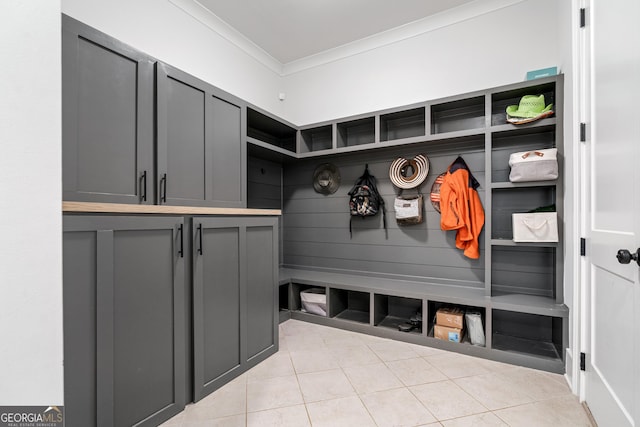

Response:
(169, 0), (526, 77)
(168, 0), (283, 75)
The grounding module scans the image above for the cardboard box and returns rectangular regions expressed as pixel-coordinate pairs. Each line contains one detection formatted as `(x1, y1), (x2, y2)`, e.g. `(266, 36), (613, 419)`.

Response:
(436, 307), (464, 329)
(434, 325), (463, 343)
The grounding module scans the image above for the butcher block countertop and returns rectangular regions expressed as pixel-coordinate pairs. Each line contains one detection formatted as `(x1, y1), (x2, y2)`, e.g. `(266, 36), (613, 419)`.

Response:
(63, 201), (281, 216)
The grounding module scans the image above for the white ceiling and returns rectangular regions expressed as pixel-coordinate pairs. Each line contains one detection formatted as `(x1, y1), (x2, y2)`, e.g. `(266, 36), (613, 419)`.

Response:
(196, 0), (477, 64)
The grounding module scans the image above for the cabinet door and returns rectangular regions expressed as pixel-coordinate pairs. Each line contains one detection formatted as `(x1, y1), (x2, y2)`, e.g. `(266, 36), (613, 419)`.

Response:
(192, 216), (278, 401)
(246, 222), (278, 363)
(209, 96), (246, 208)
(63, 216), (186, 427)
(62, 15), (154, 204)
(192, 219), (242, 400)
(157, 63), (246, 208)
(156, 64), (208, 207)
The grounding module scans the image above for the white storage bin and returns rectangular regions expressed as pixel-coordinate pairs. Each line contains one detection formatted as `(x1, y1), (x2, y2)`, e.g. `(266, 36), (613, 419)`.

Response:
(508, 148), (558, 182)
(512, 212), (558, 242)
(300, 288), (327, 316)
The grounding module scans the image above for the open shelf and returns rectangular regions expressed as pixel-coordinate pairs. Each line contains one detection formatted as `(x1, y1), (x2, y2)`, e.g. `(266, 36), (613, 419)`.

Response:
(491, 186), (556, 240)
(329, 288), (370, 324)
(490, 294), (568, 317)
(279, 283), (290, 310)
(492, 310), (563, 361)
(491, 126), (556, 183)
(337, 117), (375, 148)
(492, 246), (556, 299)
(491, 81), (556, 127)
(291, 283), (327, 316)
(426, 300), (486, 345)
(300, 125), (333, 153)
(247, 107), (297, 152)
(373, 294), (422, 335)
(380, 107), (425, 141)
(491, 238), (558, 247)
(431, 96), (485, 134)
(491, 181), (557, 189)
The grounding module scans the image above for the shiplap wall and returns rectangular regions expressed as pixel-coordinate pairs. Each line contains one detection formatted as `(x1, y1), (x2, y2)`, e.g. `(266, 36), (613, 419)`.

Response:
(281, 140), (486, 288)
(247, 155), (283, 210)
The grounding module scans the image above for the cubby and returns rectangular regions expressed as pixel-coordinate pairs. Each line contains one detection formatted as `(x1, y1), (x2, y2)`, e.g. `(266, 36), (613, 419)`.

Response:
(279, 283), (291, 323)
(247, 107), (297, 152)
(492, 310), (563, 361)
(431, 96), (485, 134)
(426, 301), (486, 342)
(491, 186), (556, 240)
(300, 125), (333, 153)
(373, 294), (422, 334)
(491, 82), (556, 127)
(337, 117), (375, 148)
(491, 126), (557, 183)
(380, 107), (426, 141)
(291, 283), (327, 314)
(329, 288), (370, 323)
(492, 246), (556, 298)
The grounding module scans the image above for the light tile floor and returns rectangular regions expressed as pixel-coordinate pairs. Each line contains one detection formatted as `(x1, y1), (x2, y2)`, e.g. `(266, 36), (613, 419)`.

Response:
(162, 319), (594, 427)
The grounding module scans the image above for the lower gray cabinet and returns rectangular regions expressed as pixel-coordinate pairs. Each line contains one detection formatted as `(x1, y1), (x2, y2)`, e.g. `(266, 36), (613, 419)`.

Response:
(192, 216), (278, 401)
(63, 215), (186, 427)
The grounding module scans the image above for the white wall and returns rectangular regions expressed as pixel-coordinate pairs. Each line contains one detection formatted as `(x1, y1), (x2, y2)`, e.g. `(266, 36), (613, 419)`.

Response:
(0, 1), (63, 404)
(282, 0), (562, 125)
(62, 0), (285, 116)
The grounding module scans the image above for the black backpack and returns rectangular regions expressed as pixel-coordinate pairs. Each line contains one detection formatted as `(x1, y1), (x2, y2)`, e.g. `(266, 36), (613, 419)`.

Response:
(348, 164), (387, 237)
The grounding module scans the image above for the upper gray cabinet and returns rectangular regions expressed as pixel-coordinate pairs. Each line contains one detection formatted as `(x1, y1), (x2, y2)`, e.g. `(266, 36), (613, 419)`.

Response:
(156, 64), (246, 208)
(62, 15), (155, 204)
(62, 15), (247, 208)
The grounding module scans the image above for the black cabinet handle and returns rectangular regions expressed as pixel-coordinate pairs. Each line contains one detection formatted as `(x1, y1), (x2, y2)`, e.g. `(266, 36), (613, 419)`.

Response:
(197, 223), (203, 255)
(139, 170), (147, 202)
(160, 173), (167, 204)
(178, 224), (184, 258)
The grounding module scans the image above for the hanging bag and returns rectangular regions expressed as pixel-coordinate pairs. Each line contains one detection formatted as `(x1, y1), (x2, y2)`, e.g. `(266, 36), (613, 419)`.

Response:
(394, 191), (423, 225)
(348, 164), (386, 237)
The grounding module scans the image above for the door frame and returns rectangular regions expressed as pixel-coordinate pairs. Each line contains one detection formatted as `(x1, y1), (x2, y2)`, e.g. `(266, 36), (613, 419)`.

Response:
(572, 0), (590, 402)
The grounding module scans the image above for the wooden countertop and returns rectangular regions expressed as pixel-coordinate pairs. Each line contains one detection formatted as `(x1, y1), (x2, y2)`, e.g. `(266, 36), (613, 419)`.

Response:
(63, 201), (281, 216)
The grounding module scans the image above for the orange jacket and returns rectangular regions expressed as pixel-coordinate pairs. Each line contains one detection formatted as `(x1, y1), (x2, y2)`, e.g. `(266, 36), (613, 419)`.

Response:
(439, 157), (485, 259)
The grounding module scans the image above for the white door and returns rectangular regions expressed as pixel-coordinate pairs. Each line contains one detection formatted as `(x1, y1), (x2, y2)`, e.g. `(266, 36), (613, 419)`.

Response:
(583, 0), (640, 426)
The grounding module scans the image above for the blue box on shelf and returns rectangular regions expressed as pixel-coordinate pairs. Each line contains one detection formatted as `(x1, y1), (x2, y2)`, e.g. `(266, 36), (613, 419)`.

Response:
(526, 66), (558, 80)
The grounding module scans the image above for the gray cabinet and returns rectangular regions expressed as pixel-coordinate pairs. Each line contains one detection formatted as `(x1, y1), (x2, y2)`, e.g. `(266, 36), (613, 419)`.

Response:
(192, 216), (278, 401)
(63, 215), (186, 427)
(62, 15), (154, 204)
(62, 16), (247, 208)
(157, 64), (246, 208)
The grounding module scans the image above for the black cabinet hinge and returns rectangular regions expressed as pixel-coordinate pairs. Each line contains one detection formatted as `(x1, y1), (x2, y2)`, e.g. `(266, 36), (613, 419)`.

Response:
(580, 8), (586, 28)
(580, 238), (586, 256)
(580, 352), (586, 371)
(580, 123), (586, 142)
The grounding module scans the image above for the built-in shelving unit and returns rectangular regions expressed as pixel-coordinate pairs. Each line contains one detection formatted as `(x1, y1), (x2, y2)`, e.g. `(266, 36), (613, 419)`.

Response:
(380, 106), (426, 142)
(255, 75), (566, 373)
(247, 107), (297, 153)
